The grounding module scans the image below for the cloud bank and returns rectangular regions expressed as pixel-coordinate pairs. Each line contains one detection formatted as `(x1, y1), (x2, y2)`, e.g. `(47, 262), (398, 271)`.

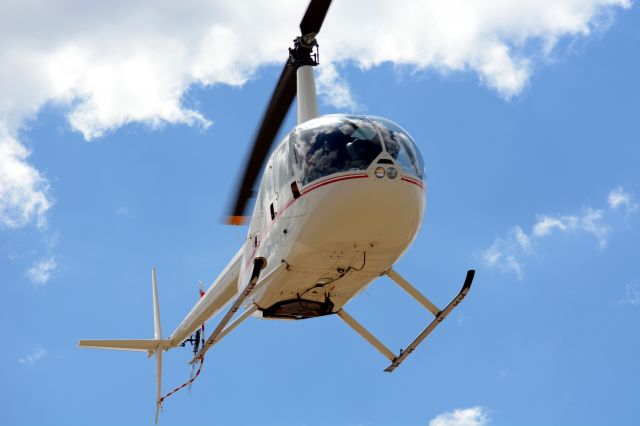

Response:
(483, 187), (637, 279)
(0, 0), (632, 228)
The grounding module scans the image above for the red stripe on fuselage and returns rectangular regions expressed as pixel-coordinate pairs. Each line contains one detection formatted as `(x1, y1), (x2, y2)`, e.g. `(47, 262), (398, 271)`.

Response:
(401, 176), (424, 189)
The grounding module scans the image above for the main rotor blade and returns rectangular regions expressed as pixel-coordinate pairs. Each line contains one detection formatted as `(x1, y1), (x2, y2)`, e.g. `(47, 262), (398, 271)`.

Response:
(299, 0), (333, 39)
(226, 0), (334, 224)
(227, 63), (296, 224)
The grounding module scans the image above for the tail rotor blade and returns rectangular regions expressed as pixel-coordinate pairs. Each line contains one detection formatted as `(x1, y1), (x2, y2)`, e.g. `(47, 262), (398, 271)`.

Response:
(154, 348), (163, 424)
(152, 268), (162, 340)
(152, 268), (164, 424)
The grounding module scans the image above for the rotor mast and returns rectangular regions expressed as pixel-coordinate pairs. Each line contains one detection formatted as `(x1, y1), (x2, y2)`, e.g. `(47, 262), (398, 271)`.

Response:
(226, 0), (333, 224)
(289, 36), (320, 125)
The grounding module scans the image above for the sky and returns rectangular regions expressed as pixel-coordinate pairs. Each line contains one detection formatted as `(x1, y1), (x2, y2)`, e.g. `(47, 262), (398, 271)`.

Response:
(1, 1), (639, 425)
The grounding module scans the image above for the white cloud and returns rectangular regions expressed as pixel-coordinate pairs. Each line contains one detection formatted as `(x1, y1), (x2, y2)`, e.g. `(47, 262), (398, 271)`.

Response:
(531, 209), (609, 247)
(321, 0), (631, 98)
(532, 209), (610, 247)
(0, 127), (51, 228)
(316, 63), (359, 111)
(18, 346), (47, 365)
(0, 0), (632, 228)
(483, 226), (528, 279)
(608, 186), (638, 213)
(580, 208), (609, 248)
(429, 406), (489, 426)
(532, 215), (576, 237)
(620, 282), (640, 306)
(484, 187), (634, 279)
(512, 225), (533, 252)
(26, 256), (57, 285)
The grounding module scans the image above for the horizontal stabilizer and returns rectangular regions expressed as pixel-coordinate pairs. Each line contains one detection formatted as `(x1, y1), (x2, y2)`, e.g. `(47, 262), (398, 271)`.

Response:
(78, 339), (171, 352)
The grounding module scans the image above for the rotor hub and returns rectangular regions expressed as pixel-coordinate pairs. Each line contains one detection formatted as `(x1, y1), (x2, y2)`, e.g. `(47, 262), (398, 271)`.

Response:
(288, 36), (320, 68)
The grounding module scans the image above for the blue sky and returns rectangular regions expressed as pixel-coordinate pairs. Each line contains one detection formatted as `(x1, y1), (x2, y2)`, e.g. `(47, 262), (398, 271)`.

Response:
(1, 1), (639, 425)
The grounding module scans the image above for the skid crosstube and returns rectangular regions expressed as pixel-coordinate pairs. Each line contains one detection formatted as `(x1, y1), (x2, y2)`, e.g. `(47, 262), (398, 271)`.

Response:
(384, 270), (475, 372)
(337, 269), (475, 372)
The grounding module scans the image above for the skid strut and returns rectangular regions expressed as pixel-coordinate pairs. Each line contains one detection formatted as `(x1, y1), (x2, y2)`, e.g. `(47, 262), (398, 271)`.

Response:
(190, 259), (285, 364)
(337, 269), (475, 373)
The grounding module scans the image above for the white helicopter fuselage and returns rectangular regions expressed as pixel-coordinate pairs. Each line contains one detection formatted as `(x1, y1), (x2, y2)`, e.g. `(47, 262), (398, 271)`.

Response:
(167, 113), (428, 345)
(78, 9), (474, 417)
(239, 115), (427, 319)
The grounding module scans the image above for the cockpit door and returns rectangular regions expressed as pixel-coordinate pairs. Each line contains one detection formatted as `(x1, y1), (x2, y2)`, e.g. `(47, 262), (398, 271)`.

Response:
(272, 135), (307, 218)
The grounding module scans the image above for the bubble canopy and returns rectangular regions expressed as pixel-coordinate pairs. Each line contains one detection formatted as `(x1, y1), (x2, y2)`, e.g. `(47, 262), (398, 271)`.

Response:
(290, 114), (424, 186)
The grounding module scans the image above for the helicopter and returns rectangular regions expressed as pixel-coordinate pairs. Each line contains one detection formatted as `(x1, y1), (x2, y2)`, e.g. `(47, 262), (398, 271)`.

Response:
(79, 0), (475, 421)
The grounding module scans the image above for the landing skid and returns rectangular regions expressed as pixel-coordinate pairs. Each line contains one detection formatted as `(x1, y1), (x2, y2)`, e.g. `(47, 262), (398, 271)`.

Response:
(337, 269), (474, 372)
(189, 259), (286, 364)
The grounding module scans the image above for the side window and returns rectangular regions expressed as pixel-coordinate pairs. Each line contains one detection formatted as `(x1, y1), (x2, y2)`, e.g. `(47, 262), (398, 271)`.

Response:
(273, 140), (292, 196)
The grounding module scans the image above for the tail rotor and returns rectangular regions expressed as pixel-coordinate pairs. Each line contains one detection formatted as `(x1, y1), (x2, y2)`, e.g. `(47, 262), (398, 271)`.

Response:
(79, 267), (171, 423)
(152, 268), (164, 424)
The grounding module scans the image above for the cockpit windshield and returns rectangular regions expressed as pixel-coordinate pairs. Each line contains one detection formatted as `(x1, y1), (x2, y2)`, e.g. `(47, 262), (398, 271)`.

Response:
(292, 116), (383, 186)
(368, 116), (425, 179)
